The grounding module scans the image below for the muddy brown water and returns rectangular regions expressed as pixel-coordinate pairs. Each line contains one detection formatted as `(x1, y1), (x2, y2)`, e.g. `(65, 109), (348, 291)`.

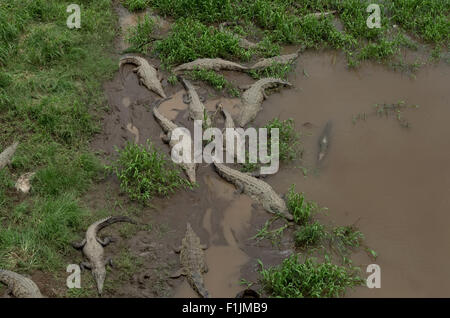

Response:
(94, 9), (450, 297)
(254, 52), (450, 297)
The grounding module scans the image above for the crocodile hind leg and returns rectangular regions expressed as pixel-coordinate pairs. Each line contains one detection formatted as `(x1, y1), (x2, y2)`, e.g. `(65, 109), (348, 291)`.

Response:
(97, 236), (115, 247)
(71, 239), (86, 250)
(80, 261), (92, 272)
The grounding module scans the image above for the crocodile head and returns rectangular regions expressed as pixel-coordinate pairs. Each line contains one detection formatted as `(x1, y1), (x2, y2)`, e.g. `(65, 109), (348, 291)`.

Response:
(92, 267), (106, 295)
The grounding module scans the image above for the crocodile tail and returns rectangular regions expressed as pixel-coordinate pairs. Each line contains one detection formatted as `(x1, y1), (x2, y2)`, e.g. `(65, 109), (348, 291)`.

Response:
(96, 216), (136, 232)
(191, 271), (210, 298)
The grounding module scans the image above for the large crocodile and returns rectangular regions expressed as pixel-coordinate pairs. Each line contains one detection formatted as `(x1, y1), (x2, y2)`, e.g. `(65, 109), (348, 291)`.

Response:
(250, 52), (299, 70)
(171, 223), (209, 298)
(173, 58), (248, 73)
(119, 55), (166, 98)
(0, 270), (43, 298)
(237, 78), (292, 127)
(0, 142), (18, 170)
(152, 100), (197, 183)
(180, 77), (211, 127)
(213, 162), (293, 220)
(72, 216), (136, 295)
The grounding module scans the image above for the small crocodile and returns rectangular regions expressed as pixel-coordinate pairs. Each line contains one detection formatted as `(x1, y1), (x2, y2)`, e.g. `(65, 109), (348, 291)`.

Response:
(213, 162), (293, 220)
(0, 270), (43, 298)
(72, 216), (136, 295)
(119, 55), (166, 98)
(237, 78), (292, 127)
(153, 101), (197, 183)
(171, 223), (209, 298)
(180, 77), (211, 127)
(218, 22), (258, 49)
(318, 121), (331, 162)
(173, 58), (248, 73)
(0, 142), (18, 170)
(250, 52), (299, 70)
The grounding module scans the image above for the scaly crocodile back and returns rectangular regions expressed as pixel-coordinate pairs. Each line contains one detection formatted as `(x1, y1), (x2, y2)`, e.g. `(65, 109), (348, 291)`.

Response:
(173, 58), (248, 73)
(180, 223), (209, 297)
(238, 78), (291, 127)
(213, 162), (293, 220)
(0, 270), (43, 298)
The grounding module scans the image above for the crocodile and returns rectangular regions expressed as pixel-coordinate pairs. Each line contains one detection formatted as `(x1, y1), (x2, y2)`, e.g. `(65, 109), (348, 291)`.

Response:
(119, 55), (166, 98)
(318, 121), (331, 162)
(173, 58), (248, 73)
(72, 216), (136, 295)
(171, 223), (209, 298)
(250, 52), (299, 70)
(218, 22), (258, 49)
(237, 78), (292, 127)
(0, 142), (18, 170)
(0, 270), (43, 298)
(180, 77), (211, 127)
(152, 100), (197, 183)
(213, 162), (293, 220)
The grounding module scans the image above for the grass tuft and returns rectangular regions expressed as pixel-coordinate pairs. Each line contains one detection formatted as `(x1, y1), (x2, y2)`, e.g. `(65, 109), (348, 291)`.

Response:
(107, 141), (191, 203)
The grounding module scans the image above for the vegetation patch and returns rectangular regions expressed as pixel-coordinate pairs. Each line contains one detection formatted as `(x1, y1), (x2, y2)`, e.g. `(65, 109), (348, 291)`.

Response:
(295, 221), (327, 248)
(186, 68), (240, 96)
(154, 18), (251, 68)
(259, 254), (363, 298)
(286, 185), (318, 225)
(126, 15), (156, 53)
(107, 141), (191, 204)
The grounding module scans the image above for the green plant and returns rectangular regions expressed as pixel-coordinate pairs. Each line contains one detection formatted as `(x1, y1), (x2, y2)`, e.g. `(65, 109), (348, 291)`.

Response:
(286, 185), (318, 225)
(107, 141), (191, 203)
(295, 221), (327, 248)
(126, 15), (156, 53)
(259, 254), (363, 298)
(154, 18), (251, 68)
(122, 0), (150, 11)
(333, 225), (364, 249)
(264, 118), (301, 162)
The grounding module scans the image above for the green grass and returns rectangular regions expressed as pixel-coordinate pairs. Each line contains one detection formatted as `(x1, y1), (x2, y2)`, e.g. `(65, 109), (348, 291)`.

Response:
(286, 185), (318, 225)
(0, 0), (116, 275)
(241, 118), (301, 172)
(248, 62), (294, 80)
(122, 0), (150, 12)
(126, 15), (156, 53)
(0, 194), (89, 271)
(154, 18), (252, 68)
(186, 68), (239, 96)
(259, 254), (363, 298)
(295, 221), (327, 248)
(145, 0), (448, 68)
(107, 141), (191, 204)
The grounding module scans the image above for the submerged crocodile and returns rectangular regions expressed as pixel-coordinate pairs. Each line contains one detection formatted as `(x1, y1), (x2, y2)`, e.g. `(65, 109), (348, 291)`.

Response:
(213, 162), (293, 220)
(318, 121), (332, 162)
(237, 78), (292, 127)
(0, 270), (43, 298)
(171, 223), (209, 298)
(152, 100), (197, 183)
(250, 52), (299, 70)
(0, 142), (18, 170)
(119, 55), (166, 98)
(72, 216), (136, 295)
(173, 58), (248, 73)
(180, 77), (211, 127)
